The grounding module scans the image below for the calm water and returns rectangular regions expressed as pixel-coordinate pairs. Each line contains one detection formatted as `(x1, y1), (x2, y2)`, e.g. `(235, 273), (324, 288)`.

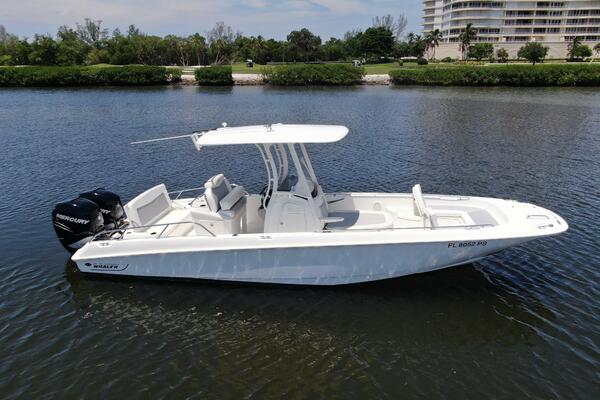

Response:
(0, 85), (599, 399)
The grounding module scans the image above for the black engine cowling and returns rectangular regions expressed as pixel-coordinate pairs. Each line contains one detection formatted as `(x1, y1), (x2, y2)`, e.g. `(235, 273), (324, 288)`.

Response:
(79, 188), (125, 229)
(52, 198), (105, 253)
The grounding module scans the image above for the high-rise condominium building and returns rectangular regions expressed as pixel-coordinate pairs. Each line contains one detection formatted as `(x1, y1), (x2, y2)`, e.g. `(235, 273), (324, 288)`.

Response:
(422, 1), (600, 57)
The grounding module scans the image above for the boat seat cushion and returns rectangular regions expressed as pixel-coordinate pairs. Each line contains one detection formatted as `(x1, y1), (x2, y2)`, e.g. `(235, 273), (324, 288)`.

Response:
(220, 186), (246, 211)
(124, 184), (172, 227)
(412, 184), (434, 227)
(326, 211), (392, 230)
(204, 173), (232, 212)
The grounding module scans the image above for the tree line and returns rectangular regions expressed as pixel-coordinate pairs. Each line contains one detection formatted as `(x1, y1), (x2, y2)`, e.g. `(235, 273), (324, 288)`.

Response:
(0, 15), (439, 66)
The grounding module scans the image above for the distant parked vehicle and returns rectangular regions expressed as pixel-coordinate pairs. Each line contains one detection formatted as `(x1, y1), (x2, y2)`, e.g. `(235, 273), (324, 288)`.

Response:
(246, 59), (254, 68)
(352, 59), (362, 67)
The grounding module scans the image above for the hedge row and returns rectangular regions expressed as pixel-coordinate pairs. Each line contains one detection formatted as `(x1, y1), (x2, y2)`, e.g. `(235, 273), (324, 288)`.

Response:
(263, 64), (365, 86)
(194, 66), (233, 85)
(0, 66), (181, 87)
(388, 64), (600, 86)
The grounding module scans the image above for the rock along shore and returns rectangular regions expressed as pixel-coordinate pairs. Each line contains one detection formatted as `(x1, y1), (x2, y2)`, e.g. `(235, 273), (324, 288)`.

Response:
(180, 73), (391, 86)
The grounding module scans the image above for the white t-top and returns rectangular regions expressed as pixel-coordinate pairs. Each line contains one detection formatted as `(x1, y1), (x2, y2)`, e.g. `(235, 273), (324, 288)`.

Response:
(193, 123), (349, 146)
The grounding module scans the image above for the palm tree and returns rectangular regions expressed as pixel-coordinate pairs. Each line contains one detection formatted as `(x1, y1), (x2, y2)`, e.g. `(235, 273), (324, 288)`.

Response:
(425, 29), (442, 60)
(567, 36), (582, 60)
(407, 33), (427, 58)
(458, 23), (477, 60)
(250, 35), (267, 64)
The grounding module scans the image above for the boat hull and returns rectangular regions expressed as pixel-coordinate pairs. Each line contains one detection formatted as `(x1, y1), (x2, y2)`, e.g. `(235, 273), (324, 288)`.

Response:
(73, 238), (527, 285)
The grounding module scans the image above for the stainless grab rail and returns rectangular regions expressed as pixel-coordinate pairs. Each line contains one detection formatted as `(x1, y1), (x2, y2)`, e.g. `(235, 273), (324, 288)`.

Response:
(168, 187), (206, 200)
(91, 220), (216, 241)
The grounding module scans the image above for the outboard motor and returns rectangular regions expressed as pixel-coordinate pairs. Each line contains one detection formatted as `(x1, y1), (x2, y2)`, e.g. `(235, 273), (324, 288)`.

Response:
(79, 188), (126, 229)
(52, 198), (105, 253)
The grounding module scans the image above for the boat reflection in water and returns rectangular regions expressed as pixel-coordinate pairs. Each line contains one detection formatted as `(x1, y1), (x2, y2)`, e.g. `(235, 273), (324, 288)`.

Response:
(65, 257), (552, 348)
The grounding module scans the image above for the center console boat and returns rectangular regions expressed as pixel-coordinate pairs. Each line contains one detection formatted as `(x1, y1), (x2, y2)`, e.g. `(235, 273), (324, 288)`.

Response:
(52, 124), (568, 285)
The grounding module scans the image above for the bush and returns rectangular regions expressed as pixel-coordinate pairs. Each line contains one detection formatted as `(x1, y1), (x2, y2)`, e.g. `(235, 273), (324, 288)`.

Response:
(194, 65), (233, 86)
(388, 64), (600, 86)
(397, 60), (403, 67)
(569, 44), (592, 61)
(496, 48), (509, 63)
(468, 43), (494, 61)
(441, 57), (455, 63)
(416, 58), (428, 65)
(85, 49), (110, 66)
(0, 65), (179, 87)
(518, 42), (549, 65)
(0, 55), (14, 66)
(262, 64), (365, 86)
(166, 67), (182, 83)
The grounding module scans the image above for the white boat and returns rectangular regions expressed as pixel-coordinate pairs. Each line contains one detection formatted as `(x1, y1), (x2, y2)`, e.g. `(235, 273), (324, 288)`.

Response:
(53, 123), (568, 285)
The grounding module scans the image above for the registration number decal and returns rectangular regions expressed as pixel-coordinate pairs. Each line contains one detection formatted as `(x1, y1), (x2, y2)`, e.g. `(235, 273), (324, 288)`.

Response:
(448, 241), (487, 248)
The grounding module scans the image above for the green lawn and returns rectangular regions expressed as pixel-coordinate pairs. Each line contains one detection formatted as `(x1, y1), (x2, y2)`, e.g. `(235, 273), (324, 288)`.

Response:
(163, 60), (600, 77)
(363, 63), (400, 74)
(229, 62), (407, 75)
(231, 62), (404, 75)
(231, 62), (262, 74)
(196, 62), (581, 76)
(86, 63), (120, 68)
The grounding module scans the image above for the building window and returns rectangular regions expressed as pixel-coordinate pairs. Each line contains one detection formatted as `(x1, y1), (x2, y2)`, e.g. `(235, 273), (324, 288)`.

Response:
(536, 2), (565, 7)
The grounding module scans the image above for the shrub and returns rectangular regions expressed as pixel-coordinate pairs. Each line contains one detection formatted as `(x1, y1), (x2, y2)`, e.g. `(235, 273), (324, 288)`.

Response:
(468, 43), (494, 61)
(388, 64), (600, 86)
(518, 42), (549, 65)
(262, 63), (365, 85)
(0, 55), (14, 66)
(569, 44), (592, 61)
(0, 65), (178, 86)
(441, 57), (455, 63)
(397, 60), (404, 67)
(194, 65), (233, 86)
(166, 67), (182, 83)
(85, 49), (110, 66)
(496, 48), (509, 63)
(416, 58), (428, 65)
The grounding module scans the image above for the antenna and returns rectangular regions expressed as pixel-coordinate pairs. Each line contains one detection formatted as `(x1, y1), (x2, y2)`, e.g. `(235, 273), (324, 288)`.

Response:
(130, 133), (196, 145)
(130, 123), (229, 145)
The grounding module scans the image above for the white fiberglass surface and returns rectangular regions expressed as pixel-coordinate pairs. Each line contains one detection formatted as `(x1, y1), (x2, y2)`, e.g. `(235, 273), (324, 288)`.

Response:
(194, 124), (349, 146)
(111, 191), (518, 244)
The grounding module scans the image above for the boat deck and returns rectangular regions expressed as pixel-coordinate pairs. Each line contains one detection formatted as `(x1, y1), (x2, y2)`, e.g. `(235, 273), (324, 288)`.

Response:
(94, 192), (508, 242)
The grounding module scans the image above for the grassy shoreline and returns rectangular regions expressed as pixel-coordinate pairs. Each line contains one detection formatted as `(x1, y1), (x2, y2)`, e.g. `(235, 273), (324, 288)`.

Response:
(228, 61), (600, 76)
(2, 63), (600, 87)
(389, 64), (600, 86)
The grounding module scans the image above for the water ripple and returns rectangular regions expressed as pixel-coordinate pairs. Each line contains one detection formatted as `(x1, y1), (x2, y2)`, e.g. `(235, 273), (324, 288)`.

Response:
(0, 86), (599, 399)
